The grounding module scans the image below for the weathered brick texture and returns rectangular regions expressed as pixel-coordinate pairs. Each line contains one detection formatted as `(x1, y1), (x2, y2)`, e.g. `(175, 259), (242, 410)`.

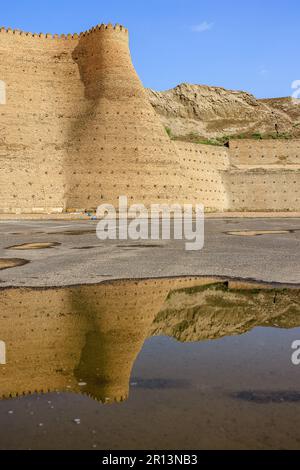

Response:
(0, 25), (299, 213)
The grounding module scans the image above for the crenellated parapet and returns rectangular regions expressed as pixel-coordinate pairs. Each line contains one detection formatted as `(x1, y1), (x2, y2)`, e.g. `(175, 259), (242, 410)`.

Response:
(1, 388), (129, 404)
(0, 22), (128, 40)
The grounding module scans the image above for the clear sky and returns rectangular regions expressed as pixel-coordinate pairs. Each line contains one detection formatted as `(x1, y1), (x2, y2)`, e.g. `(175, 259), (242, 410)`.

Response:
(1, 0), (299, 98)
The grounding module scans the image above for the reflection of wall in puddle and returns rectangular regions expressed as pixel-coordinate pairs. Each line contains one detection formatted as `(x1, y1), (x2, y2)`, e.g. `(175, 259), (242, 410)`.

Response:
(150, 281), (300, 342)
(0, 278), (299, 403)
(0, 278), (204, 402)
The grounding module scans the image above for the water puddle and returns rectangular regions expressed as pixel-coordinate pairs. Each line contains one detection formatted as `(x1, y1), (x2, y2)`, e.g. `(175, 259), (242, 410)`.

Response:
(0, 277), (300, 449)
(72, 246), (98, 250)
(233, 390), (300, 404)
(49, 230), (95, 236)
(8, 230), (96, 237)
(226, 230), (298, 237)
(7, 242), (61, 250)
(0, 258), (29, 270)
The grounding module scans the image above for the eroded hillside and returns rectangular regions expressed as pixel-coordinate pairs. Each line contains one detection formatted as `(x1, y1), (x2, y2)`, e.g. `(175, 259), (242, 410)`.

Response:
(147, 83), (300, 142)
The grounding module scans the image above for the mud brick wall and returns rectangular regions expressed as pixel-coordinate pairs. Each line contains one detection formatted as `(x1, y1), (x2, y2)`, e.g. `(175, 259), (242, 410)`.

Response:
(174, 142), (230, 211)
(229, 139), (300, 167)
(226, 140), (300, 211)
(0, 25), (205, 214)
(0, 25), (299, 214)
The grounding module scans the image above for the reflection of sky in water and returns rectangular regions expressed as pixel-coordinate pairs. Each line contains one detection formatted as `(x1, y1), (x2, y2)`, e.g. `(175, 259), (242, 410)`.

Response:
(132, 327), (300, 396)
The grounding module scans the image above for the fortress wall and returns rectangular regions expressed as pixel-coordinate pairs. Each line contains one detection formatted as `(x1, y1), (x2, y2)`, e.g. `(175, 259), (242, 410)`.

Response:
(65, 27), (206, 211)
(226, 139), (300, 211)
(225, 169), (300, 211)
(0, 28), (83, 213)
(174, 142), (230, 211)
(0, 26), (299, 214)
(0, 25), (207, 214)
(229, 139), (300, 167)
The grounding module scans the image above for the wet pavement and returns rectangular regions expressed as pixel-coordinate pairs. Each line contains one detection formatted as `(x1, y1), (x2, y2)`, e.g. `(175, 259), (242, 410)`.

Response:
(0, 218), (299, 286)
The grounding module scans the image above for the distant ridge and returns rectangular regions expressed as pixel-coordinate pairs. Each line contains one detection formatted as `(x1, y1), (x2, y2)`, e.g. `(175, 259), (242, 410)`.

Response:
(147, 83), (300, 142)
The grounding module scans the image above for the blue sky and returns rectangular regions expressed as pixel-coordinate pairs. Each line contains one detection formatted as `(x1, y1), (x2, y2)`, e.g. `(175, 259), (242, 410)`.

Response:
(1, 0), (299, 98)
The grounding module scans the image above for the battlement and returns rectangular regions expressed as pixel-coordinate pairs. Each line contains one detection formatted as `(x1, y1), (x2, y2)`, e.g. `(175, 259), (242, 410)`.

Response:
(0, 22), (128, 40)
(1, 388), (128, 404)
